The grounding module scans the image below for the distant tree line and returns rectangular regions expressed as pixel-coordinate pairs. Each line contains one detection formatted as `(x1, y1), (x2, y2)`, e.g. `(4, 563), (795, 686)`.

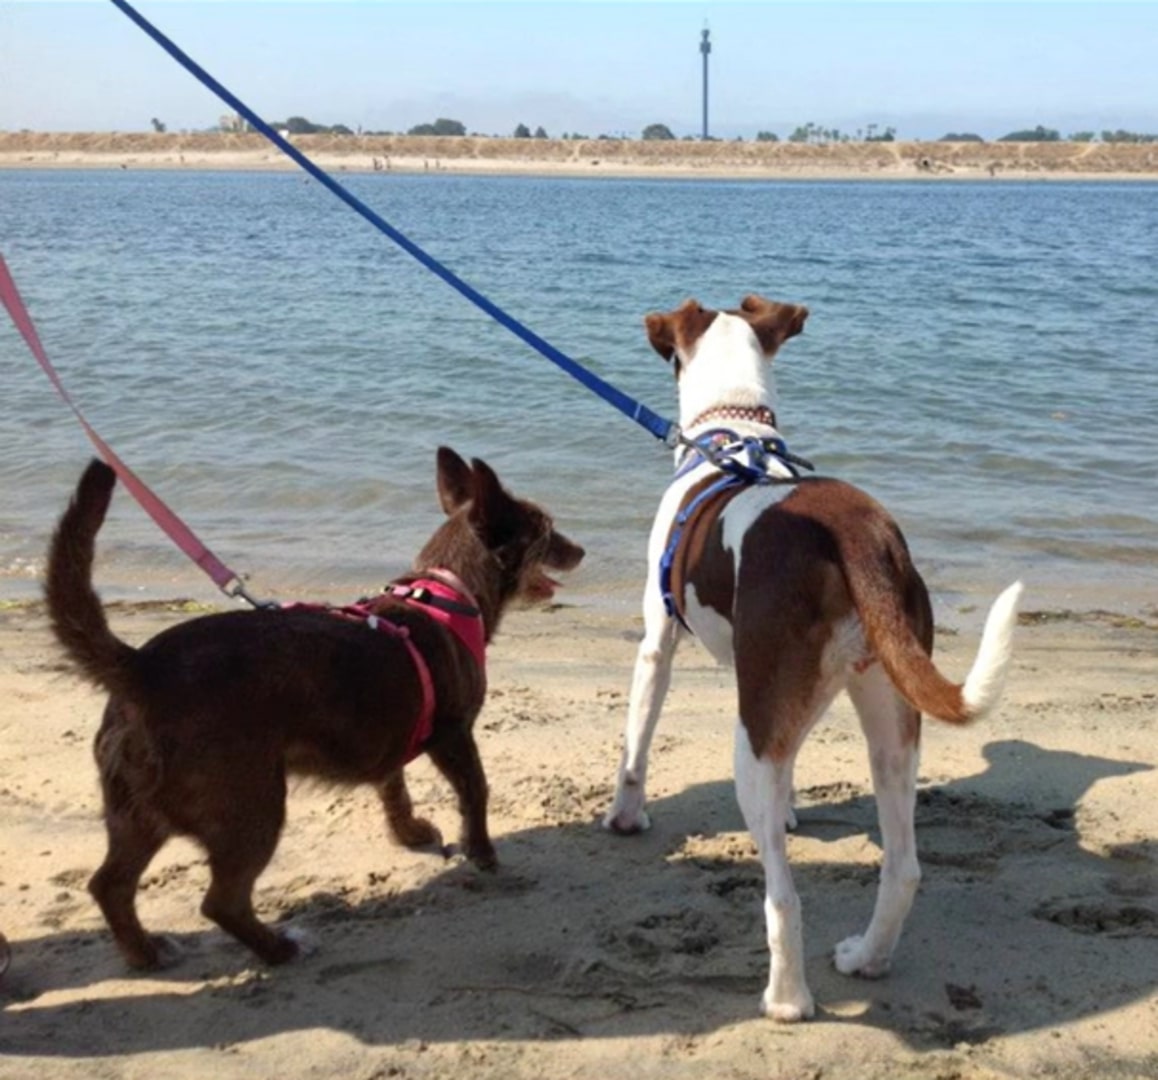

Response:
(211, 113), (1158, 145)
(941, 125), (1158, 143)
(785, 122), (896, 144)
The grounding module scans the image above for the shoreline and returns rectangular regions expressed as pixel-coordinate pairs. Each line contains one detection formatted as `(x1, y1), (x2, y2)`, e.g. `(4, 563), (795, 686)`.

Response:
(2, 132), (1157, 181)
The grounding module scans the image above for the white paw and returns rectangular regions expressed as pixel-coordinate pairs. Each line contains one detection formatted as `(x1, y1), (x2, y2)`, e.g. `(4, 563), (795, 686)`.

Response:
(761, 985), (815, 1023)
(602, 787), (651, 834)
(786, 805), (799, 831)
(283, 925), (319, 958)
(833, 934), (891, 978)
(152, 934), (185, 969)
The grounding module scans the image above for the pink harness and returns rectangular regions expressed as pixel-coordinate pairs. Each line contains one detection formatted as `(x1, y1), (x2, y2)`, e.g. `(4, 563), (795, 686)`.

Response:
(286, 574), (485, 764)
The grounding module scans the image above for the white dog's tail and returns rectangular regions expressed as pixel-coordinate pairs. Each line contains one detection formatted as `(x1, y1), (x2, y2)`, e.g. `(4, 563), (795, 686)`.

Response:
(960, 582), (1025, 717)
(859, 577), (1024, 725)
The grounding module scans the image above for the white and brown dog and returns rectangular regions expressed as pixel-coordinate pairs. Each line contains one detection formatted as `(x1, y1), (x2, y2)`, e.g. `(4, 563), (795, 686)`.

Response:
(603, 295), (1022, 1021)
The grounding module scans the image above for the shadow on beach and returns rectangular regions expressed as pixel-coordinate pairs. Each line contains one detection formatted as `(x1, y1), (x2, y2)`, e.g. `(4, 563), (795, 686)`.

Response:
(1, 738), (1154, 1059)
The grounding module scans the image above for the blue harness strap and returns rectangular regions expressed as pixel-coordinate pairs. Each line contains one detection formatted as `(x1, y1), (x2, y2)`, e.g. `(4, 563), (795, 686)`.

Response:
(107, 0), (677, 447)
(659, 473), (745, 628)
(660, 429), (814, 628)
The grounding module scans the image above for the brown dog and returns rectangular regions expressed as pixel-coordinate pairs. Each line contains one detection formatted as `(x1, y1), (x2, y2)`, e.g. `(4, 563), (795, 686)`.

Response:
(46, 448), (583, 970)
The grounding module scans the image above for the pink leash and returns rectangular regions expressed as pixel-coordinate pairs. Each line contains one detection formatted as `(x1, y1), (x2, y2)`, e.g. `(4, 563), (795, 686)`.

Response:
(0, 253), (256, 603)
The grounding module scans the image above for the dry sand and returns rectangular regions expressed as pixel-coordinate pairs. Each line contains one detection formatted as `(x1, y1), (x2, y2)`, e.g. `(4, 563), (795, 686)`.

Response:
(2, 132), (1157, 181)
(1, 590), (1156, 1079)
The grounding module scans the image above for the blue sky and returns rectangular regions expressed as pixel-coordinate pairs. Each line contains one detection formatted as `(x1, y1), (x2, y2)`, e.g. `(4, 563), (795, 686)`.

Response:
(2, 2), (1156, 140)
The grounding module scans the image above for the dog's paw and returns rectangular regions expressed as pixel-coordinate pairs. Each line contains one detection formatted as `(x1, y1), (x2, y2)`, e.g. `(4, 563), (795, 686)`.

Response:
(467, 844), (498, 872)
(280, 925), (319, 959)
(601, 807), (652, 835)
(126, 933), (185, 971)
(833, 934), (891, 978)
(392, 815), (443, 850)
(761, 984), (815, 1023)
(786, 805), (799, 831)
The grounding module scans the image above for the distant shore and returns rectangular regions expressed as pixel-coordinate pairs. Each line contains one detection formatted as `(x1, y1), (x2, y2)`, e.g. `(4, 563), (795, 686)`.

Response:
(2, 131), (1157, 181)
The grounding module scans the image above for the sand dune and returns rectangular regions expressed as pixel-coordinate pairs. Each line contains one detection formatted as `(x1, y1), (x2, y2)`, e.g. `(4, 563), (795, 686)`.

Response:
(2, 131), (1156, 180)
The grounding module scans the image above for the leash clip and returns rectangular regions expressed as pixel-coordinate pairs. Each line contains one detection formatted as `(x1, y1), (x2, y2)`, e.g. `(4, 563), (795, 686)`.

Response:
(222, 577), (278, 610)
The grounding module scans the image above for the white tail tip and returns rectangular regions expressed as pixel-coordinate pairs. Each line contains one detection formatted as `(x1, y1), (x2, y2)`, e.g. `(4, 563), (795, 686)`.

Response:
(962, 580), (1024, 719)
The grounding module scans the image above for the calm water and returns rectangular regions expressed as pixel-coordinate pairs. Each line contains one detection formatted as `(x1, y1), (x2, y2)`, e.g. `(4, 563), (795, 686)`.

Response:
(2, 170), (1156, 620)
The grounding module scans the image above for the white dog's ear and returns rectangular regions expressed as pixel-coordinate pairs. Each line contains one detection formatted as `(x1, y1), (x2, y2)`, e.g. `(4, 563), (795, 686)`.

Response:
(645, 299), (717, 362)
(644, 311), (677, 361)
(737, 295), (809, 355)
(435, 446), (474, 515)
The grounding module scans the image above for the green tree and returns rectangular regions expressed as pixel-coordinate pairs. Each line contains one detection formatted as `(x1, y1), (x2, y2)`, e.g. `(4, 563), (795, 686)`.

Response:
(641, 123), (675, 140)
(939, 132), (984, 142)
(533, 125), (548, 139)
(1101, 129), (1158, 143)
(513, 123), (531, 138)
(285, 116), (322, 135)
(149, 117), (166, 134)
(408, 118), (467, 137)
(755, 131), (779, 142)
(998, 125), (1060, 142)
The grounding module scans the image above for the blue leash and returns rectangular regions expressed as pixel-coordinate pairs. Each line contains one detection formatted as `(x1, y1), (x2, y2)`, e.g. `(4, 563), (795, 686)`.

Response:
(107, 0), (677, 447)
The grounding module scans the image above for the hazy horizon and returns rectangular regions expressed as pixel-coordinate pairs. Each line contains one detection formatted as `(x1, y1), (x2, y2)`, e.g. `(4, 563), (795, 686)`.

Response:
(2, 2), (1157, 142)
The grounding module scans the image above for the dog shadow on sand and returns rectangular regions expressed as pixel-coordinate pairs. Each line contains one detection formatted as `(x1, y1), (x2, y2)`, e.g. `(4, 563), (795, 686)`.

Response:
(1, 738), (1154, 1059)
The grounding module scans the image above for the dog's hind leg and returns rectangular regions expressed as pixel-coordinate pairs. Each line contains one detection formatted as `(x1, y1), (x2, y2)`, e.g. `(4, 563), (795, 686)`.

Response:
(90, 809), (173, 969)
(835, 663), (921, 978)
(379, 769), (442, 850)
(603, 602), (681, 834)
(197, 766), (302, 965)
(734, 718), (815, 1022)
(425, 727), (496, 870)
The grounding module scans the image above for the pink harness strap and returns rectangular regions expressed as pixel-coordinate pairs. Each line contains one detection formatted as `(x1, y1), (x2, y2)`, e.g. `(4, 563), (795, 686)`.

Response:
(387, 577), (487, 675)
(285, 576), (484, 765)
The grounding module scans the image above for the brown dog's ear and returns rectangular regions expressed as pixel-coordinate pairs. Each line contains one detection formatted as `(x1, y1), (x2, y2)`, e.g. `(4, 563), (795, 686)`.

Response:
(737, 294), (809, 355)
(468, 457), (516, 545)
(435, 446), (474, 515)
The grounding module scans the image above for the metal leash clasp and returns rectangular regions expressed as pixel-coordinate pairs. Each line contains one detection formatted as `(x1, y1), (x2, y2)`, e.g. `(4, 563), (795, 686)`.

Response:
(222, 577), (279, 610)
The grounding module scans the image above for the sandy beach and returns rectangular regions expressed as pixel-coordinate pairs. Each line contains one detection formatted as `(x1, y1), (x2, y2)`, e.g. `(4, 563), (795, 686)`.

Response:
(2, 131), (1157, 181)
(1, 587), (1156, 1079)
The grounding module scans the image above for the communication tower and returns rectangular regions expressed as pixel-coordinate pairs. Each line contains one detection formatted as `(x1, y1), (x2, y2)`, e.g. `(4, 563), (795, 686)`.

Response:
(700, 26), (711, 140)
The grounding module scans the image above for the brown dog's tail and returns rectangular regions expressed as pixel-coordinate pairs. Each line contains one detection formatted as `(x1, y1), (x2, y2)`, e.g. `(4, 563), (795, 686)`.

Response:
(45, 459), (138, 697)
(848, 540), (1023, 725)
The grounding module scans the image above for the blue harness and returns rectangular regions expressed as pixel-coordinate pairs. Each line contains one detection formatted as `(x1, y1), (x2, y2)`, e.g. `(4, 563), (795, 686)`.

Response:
(659, 431), (813, 628)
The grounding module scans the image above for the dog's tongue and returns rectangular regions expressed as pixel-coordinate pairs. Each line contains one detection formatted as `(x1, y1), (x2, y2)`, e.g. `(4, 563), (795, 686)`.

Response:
(529, 570), (561, 601)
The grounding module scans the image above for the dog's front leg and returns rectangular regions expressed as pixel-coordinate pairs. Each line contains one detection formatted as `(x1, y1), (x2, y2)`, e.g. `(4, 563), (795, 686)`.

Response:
(378, 770), (443, 850)
(603, 590), (681, 834)
(426, 727), (496, 870)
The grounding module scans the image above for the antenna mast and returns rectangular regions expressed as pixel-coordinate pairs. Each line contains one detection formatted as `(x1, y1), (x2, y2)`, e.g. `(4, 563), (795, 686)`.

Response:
(700, 25), (711, 140)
